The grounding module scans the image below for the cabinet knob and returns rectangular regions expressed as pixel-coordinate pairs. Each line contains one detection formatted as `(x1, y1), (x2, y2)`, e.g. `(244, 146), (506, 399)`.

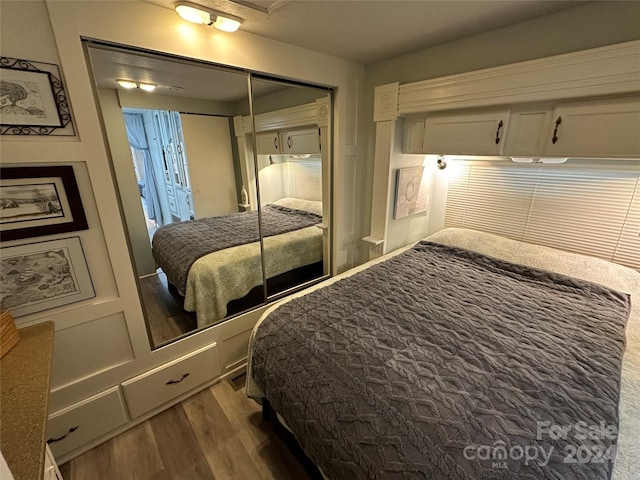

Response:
(495, 120), (504, 145)
(552, 116), (562, 144)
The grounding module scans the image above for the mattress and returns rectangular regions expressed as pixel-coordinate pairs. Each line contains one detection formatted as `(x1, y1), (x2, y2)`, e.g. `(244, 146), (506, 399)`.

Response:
(246, 228), (640, 479)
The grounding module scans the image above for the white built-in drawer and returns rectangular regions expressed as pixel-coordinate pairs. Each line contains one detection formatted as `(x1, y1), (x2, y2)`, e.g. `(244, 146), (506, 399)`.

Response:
(47, 386), (128, 459)
(121, 343), (219, 419)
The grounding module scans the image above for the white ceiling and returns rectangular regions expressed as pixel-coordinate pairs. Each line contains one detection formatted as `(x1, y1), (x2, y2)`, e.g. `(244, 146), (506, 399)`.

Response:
(90, 1), (586, 102)
(145, 0), (583, 65)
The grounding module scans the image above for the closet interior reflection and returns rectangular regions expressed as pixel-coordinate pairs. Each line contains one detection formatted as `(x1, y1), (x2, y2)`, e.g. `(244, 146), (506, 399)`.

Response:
(86, 43), (332, 348)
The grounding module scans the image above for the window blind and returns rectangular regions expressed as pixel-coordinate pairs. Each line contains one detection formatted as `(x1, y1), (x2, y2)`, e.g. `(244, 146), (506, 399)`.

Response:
(445, 164), (640, 270)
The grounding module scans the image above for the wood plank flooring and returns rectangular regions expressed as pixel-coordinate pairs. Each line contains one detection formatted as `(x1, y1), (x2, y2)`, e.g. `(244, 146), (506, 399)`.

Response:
(59, 376), (311, 480)
(139, 273), (197, 348)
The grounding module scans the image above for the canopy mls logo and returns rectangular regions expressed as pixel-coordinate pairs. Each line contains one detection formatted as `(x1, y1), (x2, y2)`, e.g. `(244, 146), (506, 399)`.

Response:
(464, 420), (618, 470)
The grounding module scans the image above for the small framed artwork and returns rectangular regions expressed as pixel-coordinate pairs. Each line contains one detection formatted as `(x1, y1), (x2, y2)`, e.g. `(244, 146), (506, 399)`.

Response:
(0, 56), (75, 136)
(394, 166), (429, 219)
(0, 165), (88, 241)
(0, 236), (95, 318)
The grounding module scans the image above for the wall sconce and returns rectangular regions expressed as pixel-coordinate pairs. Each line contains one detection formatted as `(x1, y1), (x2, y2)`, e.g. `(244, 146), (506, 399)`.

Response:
(117, 80), (157, 92)
(175, 1), (243, 32)
(437, 156), (447, 170)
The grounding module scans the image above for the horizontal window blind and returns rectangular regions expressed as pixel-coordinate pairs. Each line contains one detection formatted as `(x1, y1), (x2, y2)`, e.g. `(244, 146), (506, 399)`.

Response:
(284, 158), (322, 201)
(445, 164), (640, 271)
(613, 177), (640, 270)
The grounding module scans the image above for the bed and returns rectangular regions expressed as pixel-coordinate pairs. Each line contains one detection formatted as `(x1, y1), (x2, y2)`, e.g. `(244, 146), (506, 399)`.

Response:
(151, 197), (324, 327)
(246, 227), (640, 480)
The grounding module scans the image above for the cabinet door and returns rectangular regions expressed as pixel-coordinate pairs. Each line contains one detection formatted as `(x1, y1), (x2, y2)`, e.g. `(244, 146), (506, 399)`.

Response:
(255, 132), (280, 154)
(403, 117), (426, 154)
(44, 444), (63, 480)
(421, 109), (510, 155)
(503, 108), (554, 157)
(281, 127), (320, 154)
(543, 96), (640, 157)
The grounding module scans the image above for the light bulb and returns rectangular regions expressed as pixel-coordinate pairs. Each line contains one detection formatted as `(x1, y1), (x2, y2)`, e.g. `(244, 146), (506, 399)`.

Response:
(175, 3), (211, 25)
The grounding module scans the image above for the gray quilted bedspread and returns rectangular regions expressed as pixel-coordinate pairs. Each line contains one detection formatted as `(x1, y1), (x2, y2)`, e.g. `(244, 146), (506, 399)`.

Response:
(251, 241), (631, 480)
(152, 204), (321, 294)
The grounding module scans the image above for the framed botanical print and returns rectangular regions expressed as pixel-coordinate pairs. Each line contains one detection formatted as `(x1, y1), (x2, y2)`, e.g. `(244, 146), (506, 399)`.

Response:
(0, 236), (95, 317)
(0, 56), (75, 135)
(0, 165), (88, 241)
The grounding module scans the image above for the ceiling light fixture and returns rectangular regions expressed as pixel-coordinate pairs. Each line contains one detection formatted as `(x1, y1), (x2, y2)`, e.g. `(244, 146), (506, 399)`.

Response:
(117, 79), (138, 90)
(138, 83), (157, 92)
(174, 1), (243, 32)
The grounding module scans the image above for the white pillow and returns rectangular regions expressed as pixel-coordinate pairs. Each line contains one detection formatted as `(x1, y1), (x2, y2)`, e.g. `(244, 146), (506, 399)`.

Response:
(273, 197), (322, 216)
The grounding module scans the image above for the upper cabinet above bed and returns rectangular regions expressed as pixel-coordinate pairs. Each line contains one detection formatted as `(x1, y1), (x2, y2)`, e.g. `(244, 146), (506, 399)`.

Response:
(403, 108), (511, 156)
(389, 40), (640, 159)
(404, 95), (640, 157)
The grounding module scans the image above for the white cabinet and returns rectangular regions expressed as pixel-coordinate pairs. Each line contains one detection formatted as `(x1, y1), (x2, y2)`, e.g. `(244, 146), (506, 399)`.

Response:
(47, 386), (128, 460)
(503, 107), (554, 156)
(256, 131), (281, 155)
(543, 96), (640, 157)
(44, 444), (63, 480)
(404, 109), (510, 155)
(256, 128), (320, 155)
(280, 127), (320, 154)
(121, 343), (220, 419)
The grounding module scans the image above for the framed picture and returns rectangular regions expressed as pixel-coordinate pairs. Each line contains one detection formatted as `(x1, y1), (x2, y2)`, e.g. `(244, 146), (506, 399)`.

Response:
(0, 165), (88, 241)
(394, 166), (429, 219)
(1, 56), (75, 136)
(0, 236), (95, 318)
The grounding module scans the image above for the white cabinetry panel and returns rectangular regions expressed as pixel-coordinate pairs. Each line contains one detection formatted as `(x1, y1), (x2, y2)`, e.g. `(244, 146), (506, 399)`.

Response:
(543, 96), (640, 157)
(281, 128), (320, 154)
(47, 386), (128, 459)
(256, 131), (280, 155)
(402, 117), (426, 154)
(503, 108), (554, 156)
(121, 343), (219, 418)
(406, 109), (510, 155)
(44, 444), (63, 480)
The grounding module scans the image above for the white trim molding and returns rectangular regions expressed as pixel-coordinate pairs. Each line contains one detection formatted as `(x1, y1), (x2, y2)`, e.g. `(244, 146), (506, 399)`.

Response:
(397, 40), (640, 115)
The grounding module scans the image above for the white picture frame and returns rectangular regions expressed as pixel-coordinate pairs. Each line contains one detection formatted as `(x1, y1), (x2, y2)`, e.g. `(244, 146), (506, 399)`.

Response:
(394, 166), (429, 219)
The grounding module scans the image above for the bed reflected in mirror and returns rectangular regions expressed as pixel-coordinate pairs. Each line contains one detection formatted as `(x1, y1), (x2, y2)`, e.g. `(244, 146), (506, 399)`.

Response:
(85, 42), (332, 349)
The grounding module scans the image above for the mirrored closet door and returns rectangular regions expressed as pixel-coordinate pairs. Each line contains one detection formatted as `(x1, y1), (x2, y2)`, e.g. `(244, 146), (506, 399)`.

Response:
(85, 42), (332, 349)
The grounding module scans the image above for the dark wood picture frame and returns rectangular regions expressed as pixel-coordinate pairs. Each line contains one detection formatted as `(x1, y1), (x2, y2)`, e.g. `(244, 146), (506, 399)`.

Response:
(0, 56), (75, 136)
(0, 165), (88, 241)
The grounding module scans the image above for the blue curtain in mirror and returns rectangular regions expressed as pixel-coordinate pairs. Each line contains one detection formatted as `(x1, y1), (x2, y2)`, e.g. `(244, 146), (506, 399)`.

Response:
(123, 113), (163, 225)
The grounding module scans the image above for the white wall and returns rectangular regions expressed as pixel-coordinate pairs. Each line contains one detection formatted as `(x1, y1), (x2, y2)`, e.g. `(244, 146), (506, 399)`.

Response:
(181, 114), (237, 217)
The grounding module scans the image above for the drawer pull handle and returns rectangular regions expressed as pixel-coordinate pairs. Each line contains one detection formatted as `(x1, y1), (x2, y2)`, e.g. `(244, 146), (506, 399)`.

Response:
(495, 120), (504, 145)
(287, 136), (292, 148)
(47, 425), (79, 444)
(166, 373), (190, 385)
(552, 116), (562, 144)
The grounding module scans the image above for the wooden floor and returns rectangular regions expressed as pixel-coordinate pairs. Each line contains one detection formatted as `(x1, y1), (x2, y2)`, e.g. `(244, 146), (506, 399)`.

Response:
(139, 272), (197, 348)
(59, 375), (311, 480)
